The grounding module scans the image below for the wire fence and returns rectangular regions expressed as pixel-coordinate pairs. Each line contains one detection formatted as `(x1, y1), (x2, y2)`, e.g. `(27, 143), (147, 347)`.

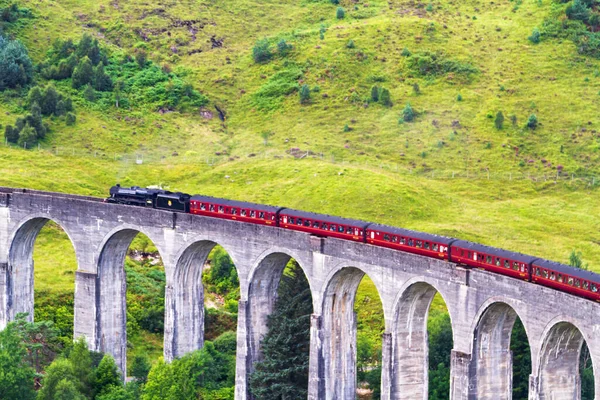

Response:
(4, 140), (600, 187)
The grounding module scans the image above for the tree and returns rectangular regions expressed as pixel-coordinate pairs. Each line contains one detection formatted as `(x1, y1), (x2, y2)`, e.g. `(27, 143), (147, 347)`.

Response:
(71, 56), (93, 89)
(0, 319), (36, 400)
(260, 130), (274, 146)
(84, 84), (96, 102)
(495, 111), (504, 129)
(528, 28), (541, 44)
(93, 63), (113, 91)
(379, 87), (392, 107)
(569, 250), (588, 270)
(93, 355), (122, 397)
(66, 112), (76, 126)
(5, 124), (18, 143)
(54, 379), (86, 400)
(37, 358), (78, 400)
(41, 85), (59, 116)
(0, 37), (33, 90)
(55, 100), (66, 117)
(252, 39), (272, 63)
(27, 86), (42, 107)
(277, 39), (292, 57)
(68, 337), (94, 397)
(135, 50), (148, 69)
(17, 123), (37, 148)
(249, 262), (312, 400)
(131, 355), (151, 384)
(141, 359), (176, 400)
(97, 386), (135, 400)
(371, 85), (380, 102)
(402, 103), (415, 122)
(336, 7), (345, 19)
(299, 84), (311, 104)
(526, 114), (538, 129)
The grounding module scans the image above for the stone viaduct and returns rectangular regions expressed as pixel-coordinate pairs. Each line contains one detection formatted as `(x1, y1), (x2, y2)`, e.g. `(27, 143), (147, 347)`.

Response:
(0, 187), (598, 399)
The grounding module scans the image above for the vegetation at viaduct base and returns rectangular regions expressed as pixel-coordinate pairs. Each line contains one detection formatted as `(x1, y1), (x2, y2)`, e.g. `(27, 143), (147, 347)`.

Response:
(1, 0), (600, 398)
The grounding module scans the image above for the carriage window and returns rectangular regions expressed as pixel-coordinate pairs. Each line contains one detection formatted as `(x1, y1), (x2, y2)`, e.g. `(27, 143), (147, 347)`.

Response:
(408, 239), (414, 246)
(535, 268), (541, 276)
(521, 264), (526, 272)
(272, 214), (276, 220)
(305, 220), (311, 227)
(425, 242), (430, 250)
(200, 203), (206, 210)
(297, 219), (303, 225)
(330, 225), (336, 232)
(542, 270), (548, 278)
(218, 206), (224, 213)
(504, 260), (510, 268)
(575, 279), (581, 288)
(433, 244), (439, 251)
(259, 212), (265, 219)
(209, 204), (215, 211)
(287, 217), (294, 224)
(550, 272), (556, 281)
(513, 263), (519, 271)
(346, 226), (353, 234)
(321, 223), (328, 230)
(392, 236), (398, 243)
(338, 225), (345, 233)
(241, 209), (247, 216)
(313, 221), (320, 228)
(568, 277), (574, 285)
(358, 230), (363, 236)
(478, 254), (484, 261)
(592, 284), (598, 292)
(558, 274), (563, 283)
(486, 255), (492, 264)
(250, 210), (256, 218)
(400, 237), (406, 245)
(496, 258), (501, 266)
(583, 281), (589, 290)
(384, 234), (391, 241)
(416, 240), (422, 248)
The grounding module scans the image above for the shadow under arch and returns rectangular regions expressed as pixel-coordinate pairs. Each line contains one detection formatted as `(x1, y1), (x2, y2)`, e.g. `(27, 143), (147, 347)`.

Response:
(6, 216), (78, 324)
(468, 300), (531, 400)
(537, 319), (593, 399)
(320, 266), (385, 400)
(390, 279), (454, 399)
(168, 239), (241, 360)
(96, 227), (165, 375)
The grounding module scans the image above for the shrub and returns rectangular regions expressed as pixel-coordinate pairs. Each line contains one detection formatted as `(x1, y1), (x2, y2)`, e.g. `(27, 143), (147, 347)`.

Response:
(370, 85), (380, 102)
(401, 47), (411, 57)
(413, 83), (420, 94)
(55, 100), (66, 117)
(526, 114), (538, 129)
(457, 93), (463, 101)
(84, 84), (96, 102)
(330, 0), (339, 3)
(4, 125), (18, 143)
(66, 112), (76, 126)
(346, 39), (355, 49)
(402, 103), (415, 122)
(251, 68), (302, 110)
(0, 35), (33, 90)
(495, 111), (504, 129)
(336, 7), (345, 19)
(135, 49), (147, 69)
(528, 28), (541, 44)
(93, 64), (112, 91)
(379, 87), (392, 106)
(407, 51), (478, 77)
(299, 84), (311, 104)
(252, 39), (272, 63)
(17, 124), (37, 148)
(277, 39), (292, 56)
(71, 57), (93, 89)
(566, 0), (590, 23)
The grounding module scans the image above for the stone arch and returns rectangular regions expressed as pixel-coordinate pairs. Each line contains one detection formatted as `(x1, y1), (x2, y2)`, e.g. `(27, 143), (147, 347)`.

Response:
(468, 299), (530, 400)
(243, 250), (313, 398)
(168, 239), (240, 360)
(390, 278), (453, 399)
(320, 265), (385, 400)
(96, 226), (165, 375)
(6, 215), (77, 324)
(537, 318), (592, 399)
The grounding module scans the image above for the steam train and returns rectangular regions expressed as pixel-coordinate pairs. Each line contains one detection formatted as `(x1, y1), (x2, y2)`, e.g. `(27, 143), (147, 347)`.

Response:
(106, 185), (600, 302)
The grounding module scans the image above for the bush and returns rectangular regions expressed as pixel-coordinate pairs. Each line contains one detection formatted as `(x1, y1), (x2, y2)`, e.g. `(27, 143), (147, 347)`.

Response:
(135, 49), (147, 69)
(407, 51), (478, 77)
(346, 39), (355, 49)
(401, 47), (411, 57)
(71, 56), (93, 89)
(529, 28), (541, 44)
(336, 7), (345, 19)
(252, 39), (272, 63)
(370, 85), (379, 102)
(66, 112), (76, 126)
(402, 103), (415, 122)
(526, 114), (538, 129)
(277, 39), (292, 57)
(379, 87), (392, 106)
(495, 111), (504, 129)
(457, 93), (463, 101)
(566, 0), (591, 23)
(84, 84), (96, 102)
(299, 84), (311, 104)
(0, 35), (33, 90)
(4, 125), (18, 143)
(329, 0), (339, 3)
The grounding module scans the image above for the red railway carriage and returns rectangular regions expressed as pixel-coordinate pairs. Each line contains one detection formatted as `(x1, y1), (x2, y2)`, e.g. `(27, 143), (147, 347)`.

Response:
(278, 209), (369, 242)
(450, 241), (537, 280)
(189, 195), (283, 226)
(532, 259), (600, 302)
(366, 224), (454, 260)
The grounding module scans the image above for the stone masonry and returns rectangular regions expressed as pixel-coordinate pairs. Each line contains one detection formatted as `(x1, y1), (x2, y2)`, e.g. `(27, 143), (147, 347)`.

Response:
(0, 187), (598, 399)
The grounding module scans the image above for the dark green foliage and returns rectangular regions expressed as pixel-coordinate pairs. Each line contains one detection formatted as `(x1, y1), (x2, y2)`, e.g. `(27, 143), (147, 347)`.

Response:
(213, 331), (237, 356)
(329, 0), (339, 4)
(0, 33), (33, 90)
(581, 343), (595, 400)
(55, 100), (66, 117)
(205, 308), (238, 341)
(33, 291), (74, 347)
(249, 262), (312, 400)
(277, 39), (292, 56)
(412, 82), (420, 94)
(17, 123), (37, 147)
(566, 0), (591, 23)
(4, 124), (18, 142)
(407, 51), (478, 77)
(569, 250), (588, 270)
(529, 27), (541, 44)
(457, 93), (463, 101)
(299, 83), (311, 104)
(94, 355), (122, 396)
(495, 111), (504, 129)
(526, 113), (538, 129)
(379, 87), (392, 106)
(68, 338), (94, 398)
(428, 312), (452, 399)
(37, 358), (78, 400)
(371, 85), (380, 102)
(72, 56), (94, 89)
(402, 103), (415, 122)
(401, 47), (411, 57)
(131, 355), (151, 384)
(135, 49), (148, 69)
(93, 63), (113, 91)
(66, 112), (76, 126)
(54, 379), (86, 400)
(0, 317), (37, 400)
(510, 318), (531, 399)
(336, 6), (345, 19)
(1, 3), (32, 25)
(84, 84), (96, 102)
(251, 68), (302, 110)
(203, 247), (239, 295)
(253, 38), (273, 63)
(76, 34), (102, 66)
(346, 39), (355, 48)
(125, 256), (166, 336)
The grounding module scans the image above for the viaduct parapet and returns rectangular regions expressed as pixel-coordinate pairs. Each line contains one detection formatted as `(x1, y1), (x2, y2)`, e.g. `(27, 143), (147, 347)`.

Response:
(0, 187), (598, 399)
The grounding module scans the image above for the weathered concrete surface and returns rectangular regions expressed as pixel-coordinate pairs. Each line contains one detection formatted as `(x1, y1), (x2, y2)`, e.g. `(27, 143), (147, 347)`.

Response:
(0, 187), (599, 399)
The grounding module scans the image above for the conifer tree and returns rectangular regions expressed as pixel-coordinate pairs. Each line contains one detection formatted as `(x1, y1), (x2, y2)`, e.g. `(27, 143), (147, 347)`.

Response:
(495, 111), (504, 130)
(249, 262), (312, 400)
(93, 355), (122, 397)
(71, 56), (93, 89)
